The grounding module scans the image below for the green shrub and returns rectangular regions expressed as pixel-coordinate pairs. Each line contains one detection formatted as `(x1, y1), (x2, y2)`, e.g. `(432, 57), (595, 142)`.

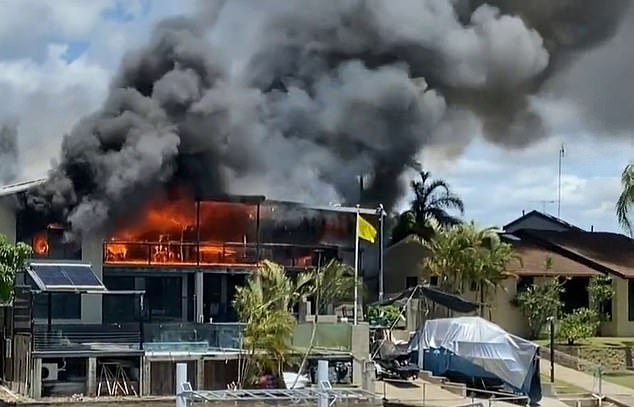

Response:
(368, 304), (402, 327)
(558, 308), (600, 345)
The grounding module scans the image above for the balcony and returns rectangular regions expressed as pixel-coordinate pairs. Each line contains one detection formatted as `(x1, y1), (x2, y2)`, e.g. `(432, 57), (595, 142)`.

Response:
(103, 241), (340, 269)
(32, 323), (142, 355)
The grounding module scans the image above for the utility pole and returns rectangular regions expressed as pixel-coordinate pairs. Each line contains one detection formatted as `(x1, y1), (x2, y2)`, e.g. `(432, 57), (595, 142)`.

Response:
(558, 144), (565, 218)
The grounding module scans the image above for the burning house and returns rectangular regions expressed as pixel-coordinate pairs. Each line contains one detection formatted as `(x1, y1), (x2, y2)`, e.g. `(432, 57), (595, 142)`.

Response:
(0, 179), (378, 398)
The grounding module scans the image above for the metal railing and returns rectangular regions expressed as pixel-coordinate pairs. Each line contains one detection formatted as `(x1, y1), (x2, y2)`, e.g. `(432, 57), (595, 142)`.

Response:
(103, 241), (340, 268)
(32, 324), (141, 353)
(178, 387), (382, 406)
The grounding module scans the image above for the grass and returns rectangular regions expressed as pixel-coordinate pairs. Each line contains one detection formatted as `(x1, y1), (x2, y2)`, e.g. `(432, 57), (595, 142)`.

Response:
(534, 337), (634, 348)
(602, 370), (634, 389)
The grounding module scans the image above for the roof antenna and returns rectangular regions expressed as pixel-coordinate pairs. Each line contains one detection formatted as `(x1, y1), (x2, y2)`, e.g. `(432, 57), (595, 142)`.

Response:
(558, 144), (565, 218)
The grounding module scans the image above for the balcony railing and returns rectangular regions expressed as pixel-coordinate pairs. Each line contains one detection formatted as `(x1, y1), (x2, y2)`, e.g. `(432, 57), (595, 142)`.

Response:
(32, 324), (141, 354)
(143, 322), (244, 351)
(103, 241), (339, 268)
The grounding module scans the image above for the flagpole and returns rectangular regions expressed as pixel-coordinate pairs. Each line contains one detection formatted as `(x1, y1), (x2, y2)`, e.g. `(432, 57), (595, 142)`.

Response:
(353, 205), (360, 325)
(378, 204), (385, 302)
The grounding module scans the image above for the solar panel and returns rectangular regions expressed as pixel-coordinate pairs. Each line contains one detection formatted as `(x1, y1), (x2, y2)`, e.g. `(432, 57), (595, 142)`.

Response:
(28, 262), (106, 292)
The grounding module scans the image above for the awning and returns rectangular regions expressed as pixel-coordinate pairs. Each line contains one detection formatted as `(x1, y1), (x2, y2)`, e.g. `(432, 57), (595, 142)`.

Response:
(371, 285), (478, 314)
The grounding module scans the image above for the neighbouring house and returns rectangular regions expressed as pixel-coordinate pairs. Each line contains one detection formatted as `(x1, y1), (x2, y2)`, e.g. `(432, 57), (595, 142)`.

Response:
(0, 178), (378, 398)
(384, 211), (634, 339)
(503, 209), (584, 233)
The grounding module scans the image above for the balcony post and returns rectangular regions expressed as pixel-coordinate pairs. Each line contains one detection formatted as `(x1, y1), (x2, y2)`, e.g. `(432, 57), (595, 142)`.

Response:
(256, 202), (261, 261)
(139, 293), (145, 350)
(196, 200), (201, 266)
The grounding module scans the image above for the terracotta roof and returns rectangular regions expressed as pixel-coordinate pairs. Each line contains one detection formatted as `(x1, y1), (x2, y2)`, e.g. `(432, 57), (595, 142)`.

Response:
(515, 229), (634, 278)
(501, 234), (602, 277)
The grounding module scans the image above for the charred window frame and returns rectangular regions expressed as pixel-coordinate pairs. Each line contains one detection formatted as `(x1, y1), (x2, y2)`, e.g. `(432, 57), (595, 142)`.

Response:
(15, 206), (81, 260)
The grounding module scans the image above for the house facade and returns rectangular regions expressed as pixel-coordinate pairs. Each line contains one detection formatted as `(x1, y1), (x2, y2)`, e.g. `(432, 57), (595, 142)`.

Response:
(0, 179), (378, 398)
(385, 211), (634, 339)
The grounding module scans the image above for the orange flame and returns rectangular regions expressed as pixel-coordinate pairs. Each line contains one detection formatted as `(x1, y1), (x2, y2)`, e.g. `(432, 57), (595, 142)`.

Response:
(33, 233), (49, 256)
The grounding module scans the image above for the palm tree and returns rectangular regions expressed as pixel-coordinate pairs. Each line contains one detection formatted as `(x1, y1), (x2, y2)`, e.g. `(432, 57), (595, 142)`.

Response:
(617, 163), (634, 235)
(423, 222), (519, 316)
(233, 260), (311, 388)
(391, 171), (464, 244)
(292, 259), (355, 387)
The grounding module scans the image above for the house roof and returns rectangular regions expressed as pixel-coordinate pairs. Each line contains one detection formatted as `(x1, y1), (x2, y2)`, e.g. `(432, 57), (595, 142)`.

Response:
(515, 229), (634, 279)
(0, 178), (46, 198)
(503, 210), (584, 232)
(501, 233), (602, 277)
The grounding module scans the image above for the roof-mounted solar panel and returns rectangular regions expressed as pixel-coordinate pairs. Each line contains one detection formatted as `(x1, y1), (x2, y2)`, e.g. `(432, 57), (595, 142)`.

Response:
(27, 262), (106, 293)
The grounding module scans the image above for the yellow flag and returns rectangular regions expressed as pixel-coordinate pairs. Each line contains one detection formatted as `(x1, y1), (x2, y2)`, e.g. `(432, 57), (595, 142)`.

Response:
(357, 215), (377, 243)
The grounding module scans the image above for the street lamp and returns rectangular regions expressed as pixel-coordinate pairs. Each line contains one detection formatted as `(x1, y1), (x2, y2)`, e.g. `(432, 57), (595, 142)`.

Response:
(546, 316), (555, 383)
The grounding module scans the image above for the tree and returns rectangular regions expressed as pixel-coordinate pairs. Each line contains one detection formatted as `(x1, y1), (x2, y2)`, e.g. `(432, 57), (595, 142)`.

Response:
(292, 259), (355, 388)
(233, 260), (311, 388)
(391, 171), (464, 244)
(515, 268), (565, 339)
(472, 227), (521, 315)
(423, 222), (518, 314)
(617, 163), (634, 235)
(558, 308), (600, 345)
(587, 275), (615, 322)
(0, 234), (32, 302)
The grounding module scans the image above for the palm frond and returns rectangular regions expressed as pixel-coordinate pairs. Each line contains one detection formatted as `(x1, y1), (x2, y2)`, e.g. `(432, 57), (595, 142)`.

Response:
(617, 163), (634, 236)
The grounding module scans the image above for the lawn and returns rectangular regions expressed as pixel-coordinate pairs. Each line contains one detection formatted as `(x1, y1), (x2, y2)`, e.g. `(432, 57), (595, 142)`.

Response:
(534, 337), (634, 348)
(602, 371), (634, 390)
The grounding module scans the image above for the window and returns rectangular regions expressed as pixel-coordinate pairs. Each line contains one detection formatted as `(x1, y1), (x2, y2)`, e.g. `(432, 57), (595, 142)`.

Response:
(517, 277), (534, 293)
(629, 279), (634, 321)
(33, 293), (81, 320)
(429, 276), (438, 286)
(103, 276), (138, 323)
(146, 276), (183, 322)
(406, 276), (418, 289)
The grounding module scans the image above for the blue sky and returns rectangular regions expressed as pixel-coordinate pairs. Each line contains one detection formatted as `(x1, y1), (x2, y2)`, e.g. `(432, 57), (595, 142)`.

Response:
(0, 1), (632, 234)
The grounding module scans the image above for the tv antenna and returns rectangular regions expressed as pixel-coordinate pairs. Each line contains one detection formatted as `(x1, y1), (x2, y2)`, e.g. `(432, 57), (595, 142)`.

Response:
(530, 200), (556, 213)
(558, 144), (565, 217)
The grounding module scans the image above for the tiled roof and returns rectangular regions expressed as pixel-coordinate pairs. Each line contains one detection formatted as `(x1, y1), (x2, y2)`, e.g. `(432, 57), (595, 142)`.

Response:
(501, 233), (602, 277)
(503, 210), (584, 232)
(515, 229), (634, 278)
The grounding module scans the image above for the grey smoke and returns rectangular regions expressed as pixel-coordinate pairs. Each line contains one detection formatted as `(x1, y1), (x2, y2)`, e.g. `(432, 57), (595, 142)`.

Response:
(28, 0), (632, 235)
(0, 119), (19, 184)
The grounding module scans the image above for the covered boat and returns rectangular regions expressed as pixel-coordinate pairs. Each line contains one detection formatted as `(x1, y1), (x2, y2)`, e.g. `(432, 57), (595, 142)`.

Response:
(410, 316), (542, 405)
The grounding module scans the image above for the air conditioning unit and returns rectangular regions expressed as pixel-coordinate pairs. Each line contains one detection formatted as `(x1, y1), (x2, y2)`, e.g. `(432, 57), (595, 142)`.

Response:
(42, 363), (59, 382)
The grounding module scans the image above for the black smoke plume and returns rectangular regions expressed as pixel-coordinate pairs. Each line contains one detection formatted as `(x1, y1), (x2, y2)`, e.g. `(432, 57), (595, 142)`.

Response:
(27, 0), (632, 235)
(0, 119), (19, 184)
